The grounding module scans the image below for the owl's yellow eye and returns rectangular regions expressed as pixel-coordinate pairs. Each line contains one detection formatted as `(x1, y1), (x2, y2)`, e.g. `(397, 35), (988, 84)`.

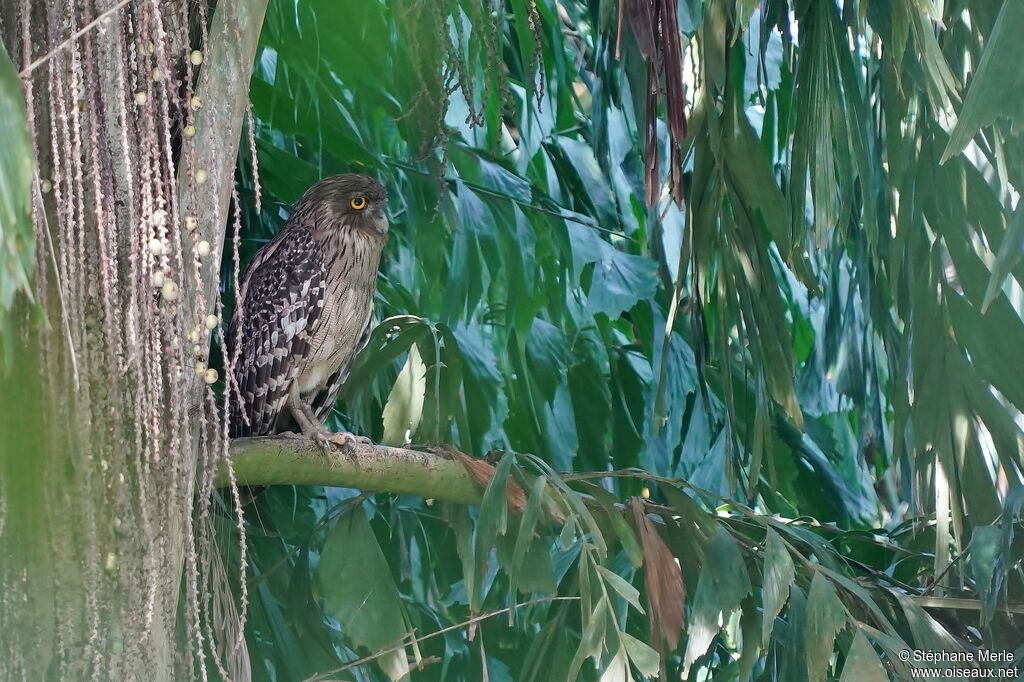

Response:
(350, 196), (367, 210)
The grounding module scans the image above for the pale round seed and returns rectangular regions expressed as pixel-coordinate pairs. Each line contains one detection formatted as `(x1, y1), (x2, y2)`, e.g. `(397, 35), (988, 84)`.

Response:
(189, 50), (204, 66)
(197, 240), (211, 258)
(160, 280), (179, 301)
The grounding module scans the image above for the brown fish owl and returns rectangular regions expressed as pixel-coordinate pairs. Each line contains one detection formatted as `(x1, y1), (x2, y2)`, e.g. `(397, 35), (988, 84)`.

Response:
(228, 173), (387, 449)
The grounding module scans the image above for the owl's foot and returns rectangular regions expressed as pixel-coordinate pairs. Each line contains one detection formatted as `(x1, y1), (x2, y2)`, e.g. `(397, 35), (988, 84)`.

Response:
(310, 429), (371, 455)
(310, 429), (352, 454)
(287, 391), (360, 454)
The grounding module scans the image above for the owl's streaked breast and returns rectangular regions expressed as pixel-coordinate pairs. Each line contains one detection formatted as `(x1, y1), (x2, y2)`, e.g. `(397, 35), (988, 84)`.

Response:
(297, 287), (372, 394)
(294, 230), (381, 397)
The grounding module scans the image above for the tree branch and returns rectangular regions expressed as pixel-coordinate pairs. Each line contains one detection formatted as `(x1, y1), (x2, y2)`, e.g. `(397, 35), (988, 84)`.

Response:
(223, 436), (482, 505)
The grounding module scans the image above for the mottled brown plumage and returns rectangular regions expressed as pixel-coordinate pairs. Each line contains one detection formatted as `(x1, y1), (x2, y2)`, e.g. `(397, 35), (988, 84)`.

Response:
(228, 174), (388, 448)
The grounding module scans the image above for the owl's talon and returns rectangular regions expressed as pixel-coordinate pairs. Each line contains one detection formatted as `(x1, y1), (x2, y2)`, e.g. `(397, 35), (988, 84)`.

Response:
(308, 429), (368, 454)
(309, 431), (335, 455)
(327, 431), (357, 452)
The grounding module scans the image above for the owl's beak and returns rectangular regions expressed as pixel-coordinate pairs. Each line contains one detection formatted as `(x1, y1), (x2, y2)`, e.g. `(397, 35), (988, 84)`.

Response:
(371, 206), (389, 235)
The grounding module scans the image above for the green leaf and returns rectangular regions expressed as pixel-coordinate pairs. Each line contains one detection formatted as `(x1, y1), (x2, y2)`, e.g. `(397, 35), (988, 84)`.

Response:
(969, 525), (1001, 624)
(909, 10), (959, 112)
(723, 92), (791, 254)
(600, 645), (630, 682)
(586, 249), (659, 319)
(510, 475), (547, 557)
(342, 316), (430, 400)
(451, 504), (480, 612)
(761, 529), (796, 646)
(946, 291), (1024, 414)
(577, 481), (643, 567)
(456, 182), (497, 235)
(525, 318), (570, 401)
(0, 37), (35, 319)
(568, 596), (608, 681)
(981, 204), (1024, 313)
(516, 535), (556, 594)
(474, 452), (516, 602)
(896, 593), (971, 661)
(452, 149), (533, 203)
(596, 566), (644, 614)
(942, 1), (1024, 162)
(738, 598), (761, 681)
(567, 221), (658, 319)
(381, 342), (427, 446)
(804, 572), (847, 681)
(316, 507), (411, 680)
(450, 324), (510, 451)
(555, 136), (618, 227)
(779, 584), (809, 682)
(509, 475), (554, 596)
(620, 632), (660, 677)
(658, 484), (716, 538)
(683, 527), (751, 673)
(839, 632), (888, 682)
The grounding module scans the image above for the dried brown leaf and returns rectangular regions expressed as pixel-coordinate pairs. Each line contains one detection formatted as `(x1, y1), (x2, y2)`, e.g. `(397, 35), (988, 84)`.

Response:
(629, 498), (686, 654)
(624, 0), (657, 59)
(450, 448), (528, 516)
(659, 0), (689, 144)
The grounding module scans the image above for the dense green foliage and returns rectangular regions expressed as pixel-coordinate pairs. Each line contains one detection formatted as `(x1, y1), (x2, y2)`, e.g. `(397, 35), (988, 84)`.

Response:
(215, 1), (1024, 679)
(0, 37), (35, 360)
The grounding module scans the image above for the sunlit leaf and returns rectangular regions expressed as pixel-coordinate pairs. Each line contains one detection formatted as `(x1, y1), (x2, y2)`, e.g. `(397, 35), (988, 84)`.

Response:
(942, 1), (1024, 161)
(381, 343), (427, 446)
(981, 204), (1024, 313)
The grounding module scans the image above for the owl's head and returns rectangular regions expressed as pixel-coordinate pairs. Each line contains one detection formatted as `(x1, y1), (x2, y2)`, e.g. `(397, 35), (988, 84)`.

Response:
(298, 173), (389, 237)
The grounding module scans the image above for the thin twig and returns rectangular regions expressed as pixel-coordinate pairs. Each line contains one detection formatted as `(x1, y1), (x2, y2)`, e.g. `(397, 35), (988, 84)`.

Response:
(18, 0), (134, 77)
(34, 177), (79, 390)
(302, 596), (579, 681)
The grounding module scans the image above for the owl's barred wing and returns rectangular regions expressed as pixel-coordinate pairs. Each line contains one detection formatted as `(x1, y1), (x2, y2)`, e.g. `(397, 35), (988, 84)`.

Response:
(310, 308), (374, 422)
(228, 227), (326, 437)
